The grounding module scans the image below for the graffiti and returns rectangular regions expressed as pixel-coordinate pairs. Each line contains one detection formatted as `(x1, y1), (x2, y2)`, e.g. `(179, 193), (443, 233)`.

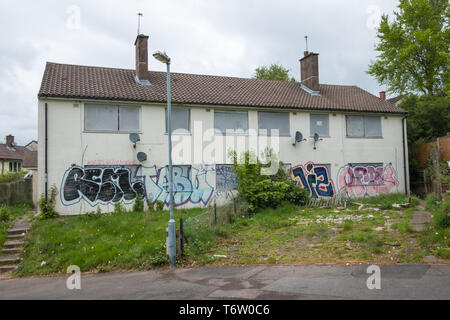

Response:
(135, 165), (215, 207)
(215, 165), (238, 190)
(291, 162), (335, 198)
(61, 165), (145, 206)
(337, 163), (399, 197)
(214, 189), (236, 200)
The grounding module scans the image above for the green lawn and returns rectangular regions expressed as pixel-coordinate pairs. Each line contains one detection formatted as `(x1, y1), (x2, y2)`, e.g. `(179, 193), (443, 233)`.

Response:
(15, 207), (206, 276)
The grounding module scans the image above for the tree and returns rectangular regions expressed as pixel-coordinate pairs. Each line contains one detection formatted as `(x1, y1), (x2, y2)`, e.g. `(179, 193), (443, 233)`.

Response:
(253, 64), (296, 82)
(367, 0), (449, 95)
(399, 94), (450, 180)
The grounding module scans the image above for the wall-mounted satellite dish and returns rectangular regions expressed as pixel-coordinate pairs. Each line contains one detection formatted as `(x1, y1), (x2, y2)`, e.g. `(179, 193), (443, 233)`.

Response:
(129, 133), (140, 148)
(137, 152), (147, 162)
(313, 133), (323, 150)
(292, 131), (306, 146)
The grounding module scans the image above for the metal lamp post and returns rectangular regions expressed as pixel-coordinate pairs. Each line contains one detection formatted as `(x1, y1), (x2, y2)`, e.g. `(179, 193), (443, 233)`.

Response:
(153, 50), (176, 267)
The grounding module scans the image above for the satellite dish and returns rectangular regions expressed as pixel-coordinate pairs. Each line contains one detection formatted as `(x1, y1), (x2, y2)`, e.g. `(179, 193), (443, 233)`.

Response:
(314, 133), (320, 141)
(129, 133), (140, 148)
(137, 152), (147, 162)
(129, 133), (140, 143)
(295, 131), (303, 142)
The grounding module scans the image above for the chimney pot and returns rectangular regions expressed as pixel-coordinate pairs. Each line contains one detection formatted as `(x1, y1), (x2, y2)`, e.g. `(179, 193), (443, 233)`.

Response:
(379, 91), (386, 100)
(6, 135), (14, 147)
(304, 51), (309, 57)
(135, 34), (149, 80)
(300, 52), (319, 92)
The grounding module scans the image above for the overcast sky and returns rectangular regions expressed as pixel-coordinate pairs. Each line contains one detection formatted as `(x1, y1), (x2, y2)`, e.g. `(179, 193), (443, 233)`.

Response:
(0, 0), (400, 146)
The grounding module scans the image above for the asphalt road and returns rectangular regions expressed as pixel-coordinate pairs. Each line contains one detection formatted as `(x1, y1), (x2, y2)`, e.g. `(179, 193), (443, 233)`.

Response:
(0, 264), (449, 300)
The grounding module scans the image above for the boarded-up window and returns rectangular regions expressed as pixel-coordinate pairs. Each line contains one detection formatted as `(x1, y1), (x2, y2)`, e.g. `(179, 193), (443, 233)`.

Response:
(216, 164), (238, 190)
(214, 111), (248, 134)
(346, 116), (382, 137)
(258, 112), (290, 136)
(85, 104), (140, 132)
(166, 107), (190, 133)
(310, 114), (329, 137)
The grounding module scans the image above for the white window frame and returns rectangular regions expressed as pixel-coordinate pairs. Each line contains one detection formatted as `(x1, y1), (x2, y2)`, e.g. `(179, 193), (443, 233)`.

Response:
(258, 111), (291, 136)
(214, 110), (249, 135)
(346, 115), (382, 138)
(84, 103), (141, 133)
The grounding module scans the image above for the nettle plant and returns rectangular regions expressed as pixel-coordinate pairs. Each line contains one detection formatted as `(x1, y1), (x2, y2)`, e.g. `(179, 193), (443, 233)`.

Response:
(229, 149), (309, 213)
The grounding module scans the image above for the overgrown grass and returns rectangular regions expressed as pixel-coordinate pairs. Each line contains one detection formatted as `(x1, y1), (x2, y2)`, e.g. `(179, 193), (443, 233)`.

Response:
(0, 204), (32, 255)
(0, 170), (27, 183)
(352, 193), (418, 210)
(15, 207), (206, 276)
(183, 195), (430, 266)
(421, 194), (450, 259)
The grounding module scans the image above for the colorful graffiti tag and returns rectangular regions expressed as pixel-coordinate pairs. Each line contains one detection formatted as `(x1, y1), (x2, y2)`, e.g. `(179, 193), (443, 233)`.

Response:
(136, 165), (214, 207)
(61, 165), (145, 206)
(337, 163), (399, 197)
(291, 162), (335, 198)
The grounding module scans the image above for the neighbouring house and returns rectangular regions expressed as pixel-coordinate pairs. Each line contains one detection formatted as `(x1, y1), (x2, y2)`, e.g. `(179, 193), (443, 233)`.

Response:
(0, 135), (25, 174)
(37, 34), (409, 215)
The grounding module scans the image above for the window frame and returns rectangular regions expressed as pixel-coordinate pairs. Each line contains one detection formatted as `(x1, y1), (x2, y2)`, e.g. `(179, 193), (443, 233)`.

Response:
(165, 107), (191, 134)
(84, 103), (141, 133)
(258, 111), (291, 136)
(214, 110), (249, 135)
(310, 113), (330, 137)
(346, 115), (382, 138)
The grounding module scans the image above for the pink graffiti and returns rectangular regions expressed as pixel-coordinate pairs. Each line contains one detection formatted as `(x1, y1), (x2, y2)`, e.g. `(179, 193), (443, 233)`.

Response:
(337, 164), (399, 197)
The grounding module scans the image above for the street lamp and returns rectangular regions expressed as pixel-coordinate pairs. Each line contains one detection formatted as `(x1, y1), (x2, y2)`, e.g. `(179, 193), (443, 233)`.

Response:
(153, 50), (176, 267)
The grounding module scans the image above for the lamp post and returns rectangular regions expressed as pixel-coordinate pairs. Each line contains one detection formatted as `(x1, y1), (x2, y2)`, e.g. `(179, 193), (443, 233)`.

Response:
(153, 50), (176, 267)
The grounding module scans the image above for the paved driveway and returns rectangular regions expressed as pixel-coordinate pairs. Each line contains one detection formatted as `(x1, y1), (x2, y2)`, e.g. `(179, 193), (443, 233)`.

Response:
(0, 264), (449, 300)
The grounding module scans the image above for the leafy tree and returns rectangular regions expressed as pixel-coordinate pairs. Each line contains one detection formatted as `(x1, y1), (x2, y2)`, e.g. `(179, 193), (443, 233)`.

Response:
(399, 94), (450, 179)
(253, 64), (296, 82)
(367, 0), (449, 95)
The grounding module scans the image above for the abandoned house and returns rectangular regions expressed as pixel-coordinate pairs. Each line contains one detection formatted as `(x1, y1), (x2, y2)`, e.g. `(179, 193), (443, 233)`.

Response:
(37, 34), (408, 215)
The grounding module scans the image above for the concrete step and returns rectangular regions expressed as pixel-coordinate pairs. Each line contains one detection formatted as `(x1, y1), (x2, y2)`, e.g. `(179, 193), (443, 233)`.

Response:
(2, 247), (23, 255)
(8, 227), (30, 235)
(3, 240), (24, 248)
(6, 233), (26, 240)
(0, 255), (21, 265)
(0, 265), (17, 273)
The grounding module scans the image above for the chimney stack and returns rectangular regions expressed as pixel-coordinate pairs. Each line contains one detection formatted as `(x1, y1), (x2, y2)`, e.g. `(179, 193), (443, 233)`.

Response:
(379, 91), (386, 100)
(135, 34), (149, 80)
(6, 135), (14, 147)
(300, 52), (320, 92)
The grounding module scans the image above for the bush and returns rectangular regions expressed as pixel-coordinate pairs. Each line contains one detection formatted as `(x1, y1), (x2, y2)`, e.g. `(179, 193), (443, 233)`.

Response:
(0, 170), (27, 183)
(231, 150), (309, 213)
(434, 196), (450, 229)
(38, 185), (59, 219)
(132, 197), (144, 212)
(114, 202), (126, 213)
(0, 206), (10, 222)
(156, 200), (164, 211)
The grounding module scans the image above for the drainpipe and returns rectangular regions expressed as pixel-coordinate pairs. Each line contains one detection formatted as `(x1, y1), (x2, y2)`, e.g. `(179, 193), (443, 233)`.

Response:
(45, 102), (48, 201)
(402, 115), (409, 196)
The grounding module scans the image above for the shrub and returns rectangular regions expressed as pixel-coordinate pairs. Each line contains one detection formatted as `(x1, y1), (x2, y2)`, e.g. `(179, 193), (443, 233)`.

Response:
(38, 185), (59, 219)
(146, 197), (154, 212)
(434, 196), (450, 229)
(0, 206), (10, 222)
(230, 150), (309, 213)
(114, 202), (126, 213)
(0, 170), (27, 183)
(156, 200), (164, 211)
(132, 196), (144, 212)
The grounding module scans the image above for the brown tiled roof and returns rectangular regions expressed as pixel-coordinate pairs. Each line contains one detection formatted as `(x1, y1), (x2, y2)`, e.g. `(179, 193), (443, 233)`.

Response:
(22, 150), (37, 169)
(387, 95), (406, 105)
(0, 144), (25, 161)
(38, 62), (406, 114)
